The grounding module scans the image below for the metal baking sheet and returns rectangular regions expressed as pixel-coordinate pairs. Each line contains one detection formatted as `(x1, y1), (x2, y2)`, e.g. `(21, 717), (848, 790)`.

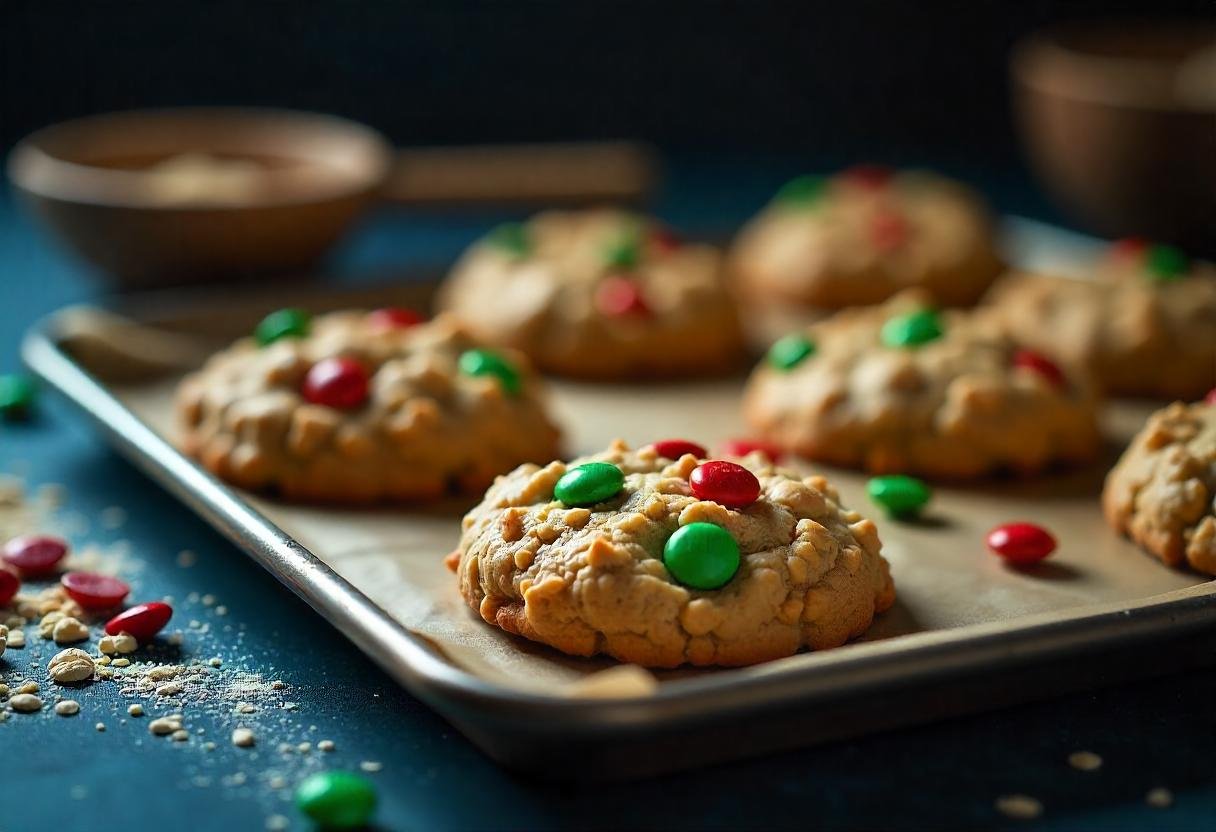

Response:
(21, 219), (1216, 777)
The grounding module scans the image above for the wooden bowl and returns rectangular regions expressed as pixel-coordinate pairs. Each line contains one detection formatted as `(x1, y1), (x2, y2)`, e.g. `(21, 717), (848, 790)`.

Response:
(1013, 23), (1216, 254)
(7, 108), (393, 286)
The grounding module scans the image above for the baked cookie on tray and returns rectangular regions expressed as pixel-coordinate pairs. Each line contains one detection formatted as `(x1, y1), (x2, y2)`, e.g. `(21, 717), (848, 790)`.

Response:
(730, 166), (1004, 309)
(177, 308), (562, 502)
(1102, 393), (1216, 575)
(985, 239), (1216, 399)
(742, 292), (1101, 479)
(436, 209), (745, 380)
(447, 439), (895, 667)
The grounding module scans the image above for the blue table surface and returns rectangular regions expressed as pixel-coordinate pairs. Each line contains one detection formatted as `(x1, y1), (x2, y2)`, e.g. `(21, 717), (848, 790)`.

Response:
(1, 159), (1213, 832)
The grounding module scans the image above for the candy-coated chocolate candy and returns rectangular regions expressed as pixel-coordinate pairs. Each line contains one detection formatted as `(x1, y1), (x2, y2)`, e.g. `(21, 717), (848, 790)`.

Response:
(690, 461), (761, 509)
(986, 522), (1057, 564)
(663, 522), (740, 590)
(554, 462), (625, 507)
(1110, 237), (1148, 259)
(488, 222), (530, 257)
(302, 358), (371, 410)
(1013, 349), (1065, 388)
(768, 334), (815, 371)
(869, 209), (910, 250)
(1205, 388), (1216, 405)
(0, 569), (18, 606)
(0, 374), (37, 420)
(866, 474), (931, 518)
(721, 439), (784, 463)
(880, 308), (943, 348)
(61, 572), (130, 610)
(841, 164), (893, 190)
(1145, 244), (1188, 282)
(105, 601), (172, 642)
(255, 308), (311, 346)
(602, 232), (641, 270)
(2, 535), (68, 577)
(296, 771), (378, 830)
(367, 307), (424, 330)
(775, 175), (827, 207)
(595, 276), (651, 317)
(651, 439), (707, 460)
(649, 225), (681, 253)
(458, 349), (521, 395)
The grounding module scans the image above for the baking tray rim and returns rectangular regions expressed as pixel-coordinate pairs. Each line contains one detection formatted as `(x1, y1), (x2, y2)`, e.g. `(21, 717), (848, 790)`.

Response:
(20, 305), (1216, 736)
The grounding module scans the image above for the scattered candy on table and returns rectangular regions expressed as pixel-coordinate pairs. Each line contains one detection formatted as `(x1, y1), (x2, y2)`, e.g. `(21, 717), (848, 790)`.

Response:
(554, 462), (625, 507)
(61, 571), (131, 610)
(1013, 348), (1065, 388)
(768, 334), (815, 371)
(595, 275), (651, 317)
(2, 534), (68, 577)
(881, 308), (943, 348)
(295, 770), (378, 830)
(0, 373), (37, 420)
(105, 601), (173, 642)
(866, 475), (932, 519)
(690, 461), (761, 509)
(255, 308), (312, 346)
(302, 358), (371, 410)
(986, 522), (1057, 564)
(367, 307), (424, 330)
(458, 348), (521, 395)
(663, 522), (741, 590)
(651, 439), (707, 460)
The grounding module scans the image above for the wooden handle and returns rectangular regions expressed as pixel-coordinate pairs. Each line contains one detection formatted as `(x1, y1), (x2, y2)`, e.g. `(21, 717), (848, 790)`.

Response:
(382, 141), (658, 206)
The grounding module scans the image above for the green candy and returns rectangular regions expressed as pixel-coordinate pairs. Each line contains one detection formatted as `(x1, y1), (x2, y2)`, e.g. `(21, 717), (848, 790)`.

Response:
(866, 474), (932, 518)
(1145, 244), (1188, 282)
(0, 374), (36, 420)
(488, 222), (530, 257)
(880, 308), (942, 349)
(768, 334), (815, 371)
(663, 522), (740, 590)
(295, 771), (377, 830)
(554, 462), (624, 507)
(602, 229), (642, 270)
(774, 175), (827, 208)
(458, 349), (521, 395)
(255, 308), (311, 346)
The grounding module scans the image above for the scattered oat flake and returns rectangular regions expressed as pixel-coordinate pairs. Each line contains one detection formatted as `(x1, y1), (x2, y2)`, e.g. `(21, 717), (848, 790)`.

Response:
(127, 704), (144, 717)
(1068, 750), (1103, 771)
(149, 717), (179, 735)
(1146, 787), (1174, 808)
(359, 760), (383, 773)
(9, 693), (43, 713)
(171, 728), (190, 742)
(55, 700), (80, 716)
(995, 794), (1043, 820)
(95, 722), (105, 731)
(16, 681), (39, 695)
(266, 816), (289, 831)
(318, 739), (335, 752)
(232, 727), (256, 748)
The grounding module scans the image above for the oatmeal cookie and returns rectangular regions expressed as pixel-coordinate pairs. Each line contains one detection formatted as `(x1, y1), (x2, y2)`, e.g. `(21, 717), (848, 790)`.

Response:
(742, 292), (1101, 479)
(730, 167), (1004, 309)
(448, 440), (895, 667)
(437, 209), (745, 379)
(177, 309), (562, 502)
(1102, 396), (1216, 575)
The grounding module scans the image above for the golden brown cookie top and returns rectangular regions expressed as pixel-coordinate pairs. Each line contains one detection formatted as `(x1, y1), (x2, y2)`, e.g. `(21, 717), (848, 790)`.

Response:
(730, 168), (1004, 308)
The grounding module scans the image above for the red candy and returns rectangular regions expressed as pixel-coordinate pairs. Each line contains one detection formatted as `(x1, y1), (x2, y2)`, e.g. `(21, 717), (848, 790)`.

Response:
(1013, 349), (1066, 388)
(649, 226), (682, 253)
(651, 439), (707, 460)
(869, 209), (910, 251)
(595, 276), (651, 318)
(721, 438), (784, 463)
(105, 601), (172, 642)
(690, 461), (761, 509)
(986, 522), (1057, 564)
(302, 358), (370, 410)
(61, 572), (130, 610)
(1110, 237), (1148, 260)
(368, 307), (424, 330)
(2, 535), (68, 577)
(0, 569), (18, 606)
(841, 164), (893, 190)
(1204, 388), (1216, 405)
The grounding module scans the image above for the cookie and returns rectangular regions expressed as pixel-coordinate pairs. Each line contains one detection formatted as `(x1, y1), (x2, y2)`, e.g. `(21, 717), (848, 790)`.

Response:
(985, 240), (1216, 399)
(437, 209), (745, 379)
(448, 440), (895, 667)
(742, 292), (1101, 479)
(1102, 396), (1216, 575)
(177, 309), (562, 502)
(730, 167), (1004, 309)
